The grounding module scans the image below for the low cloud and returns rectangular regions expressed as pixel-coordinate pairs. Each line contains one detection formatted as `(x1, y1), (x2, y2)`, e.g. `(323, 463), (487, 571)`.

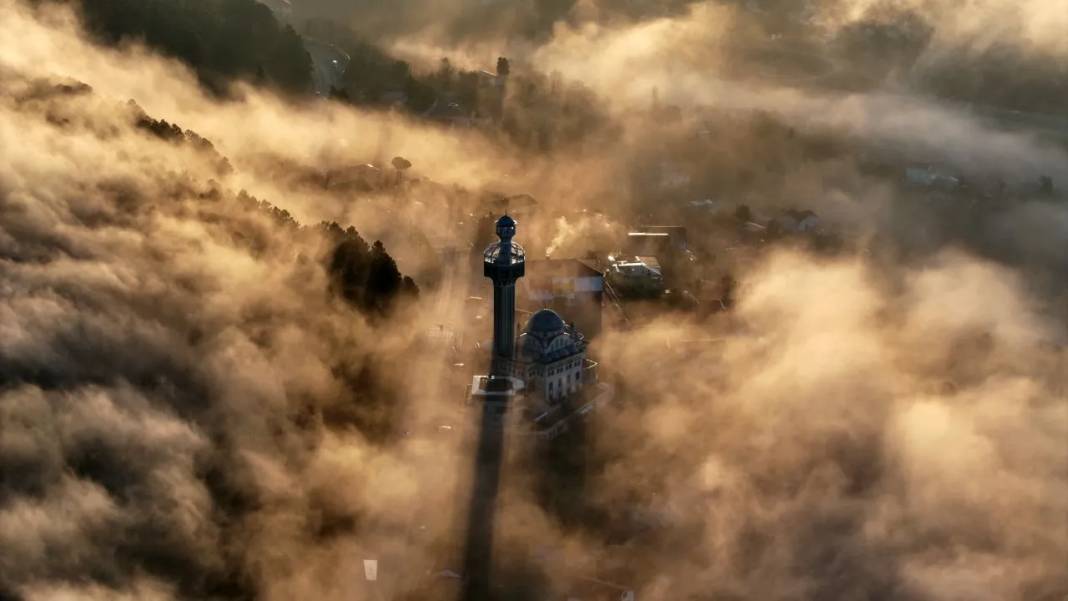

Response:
(1, 0), (1066, 599)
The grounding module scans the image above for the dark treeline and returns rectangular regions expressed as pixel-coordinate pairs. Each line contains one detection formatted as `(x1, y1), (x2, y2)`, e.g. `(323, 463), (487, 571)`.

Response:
(75, 0), (313, 94)
(324, 222), (420, 316)
(131, 98), (420, 316)
(305, 18), (614, 151)
(295, 0), (706, 44)
(63, 1), (618, 150)
(0, 73), (426, 599)
(304, 18), (437, 111)
(918, 44), (1068, 116)
(825, 6), (1068, 116)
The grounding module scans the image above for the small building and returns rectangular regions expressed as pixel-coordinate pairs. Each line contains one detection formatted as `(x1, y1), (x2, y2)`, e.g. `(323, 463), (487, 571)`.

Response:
(628, 226), (697, 285)
(606, 255), (664, 297)
(520, 259), (603, 339)
(626, 231), (672, 258)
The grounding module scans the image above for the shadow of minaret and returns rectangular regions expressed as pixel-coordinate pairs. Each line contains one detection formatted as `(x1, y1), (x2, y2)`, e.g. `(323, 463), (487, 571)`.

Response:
(459, 400), (507, 600)
(459, 216), (524, 601)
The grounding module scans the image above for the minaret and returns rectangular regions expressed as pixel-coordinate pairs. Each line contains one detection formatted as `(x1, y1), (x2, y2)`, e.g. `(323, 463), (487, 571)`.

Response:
(483, 215), (525, 372)
(461, 216), (525, 600)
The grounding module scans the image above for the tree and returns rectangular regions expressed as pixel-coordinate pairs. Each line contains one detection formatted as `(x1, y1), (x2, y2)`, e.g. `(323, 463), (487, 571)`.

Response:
(325, 225), (418, 315)
(77, 0), (313, 95)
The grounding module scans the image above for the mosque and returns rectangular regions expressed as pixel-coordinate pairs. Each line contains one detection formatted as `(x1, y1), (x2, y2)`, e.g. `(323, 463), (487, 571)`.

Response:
(470, 215), (596, 434)
(517, 309), (588, 402)
(459, 216), (614, 600)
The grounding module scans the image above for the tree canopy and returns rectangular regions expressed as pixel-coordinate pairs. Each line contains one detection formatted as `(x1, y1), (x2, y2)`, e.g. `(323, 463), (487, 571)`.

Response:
(77, 0), (313, 94)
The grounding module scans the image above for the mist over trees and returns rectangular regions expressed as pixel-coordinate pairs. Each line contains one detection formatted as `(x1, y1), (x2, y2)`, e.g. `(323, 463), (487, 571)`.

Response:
(0, 66), (425, 597)
(294, 0), (709, 43)
(827, 4), (1068, 115)
(832, 6), (934, 84)
(303, 18), (437, 111)
(302, 18), (614, 153)
(75, 0), (313, 94)
(918, 43), (1068, 115)
(325, 222), (420, 315)
(65, 0), (1068, 120)
(2, 1), (1067, 599)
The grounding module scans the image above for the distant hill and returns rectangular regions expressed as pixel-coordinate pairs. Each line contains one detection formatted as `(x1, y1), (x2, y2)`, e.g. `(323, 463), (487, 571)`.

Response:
(76, 0), (313, 94)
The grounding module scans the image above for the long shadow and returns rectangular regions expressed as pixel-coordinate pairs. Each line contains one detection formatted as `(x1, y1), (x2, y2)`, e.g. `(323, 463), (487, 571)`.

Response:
(459, 401), (507, 601)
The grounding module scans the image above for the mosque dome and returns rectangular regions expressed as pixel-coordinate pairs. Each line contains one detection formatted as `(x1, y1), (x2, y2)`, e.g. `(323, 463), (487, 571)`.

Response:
(519, 309), (583, 363)
(527, 309), (565, 336)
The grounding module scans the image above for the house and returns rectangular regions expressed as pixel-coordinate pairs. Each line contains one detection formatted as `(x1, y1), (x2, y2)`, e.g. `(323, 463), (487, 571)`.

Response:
(520, 259), (604, 339)
(625, 232), (672, 258)
(606, 256), (664, 297)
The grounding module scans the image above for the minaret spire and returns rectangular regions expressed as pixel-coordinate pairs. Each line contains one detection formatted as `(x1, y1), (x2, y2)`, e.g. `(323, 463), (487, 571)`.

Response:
(483, 214), (525, 372)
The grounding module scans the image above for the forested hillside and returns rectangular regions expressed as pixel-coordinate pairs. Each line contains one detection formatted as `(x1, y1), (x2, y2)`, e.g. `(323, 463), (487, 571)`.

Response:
(76, 0), (312, 94)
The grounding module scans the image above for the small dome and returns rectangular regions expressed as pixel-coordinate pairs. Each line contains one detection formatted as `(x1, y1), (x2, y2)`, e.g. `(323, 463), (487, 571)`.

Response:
(495, 214), (517, 239)
(525, 309), (565, 335)
(519, 309), (584, 363)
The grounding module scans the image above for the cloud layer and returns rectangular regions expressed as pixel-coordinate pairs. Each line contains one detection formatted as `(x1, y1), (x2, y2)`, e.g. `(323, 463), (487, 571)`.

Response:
(1, 1), (1066, 599)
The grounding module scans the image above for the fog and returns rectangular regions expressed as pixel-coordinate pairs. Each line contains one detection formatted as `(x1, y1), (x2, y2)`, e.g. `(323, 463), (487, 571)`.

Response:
(1, 0), (1066, 599)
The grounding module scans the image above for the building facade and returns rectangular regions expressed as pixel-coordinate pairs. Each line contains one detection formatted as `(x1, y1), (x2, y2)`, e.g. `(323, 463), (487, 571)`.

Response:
(520, 259), (603, 339)
(515, 309), (588, 403)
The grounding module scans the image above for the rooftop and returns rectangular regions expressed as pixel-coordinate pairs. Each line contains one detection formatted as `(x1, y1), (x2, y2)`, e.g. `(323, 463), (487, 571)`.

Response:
(526, 308), (566, 335)
(526, 258), (603, 278)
